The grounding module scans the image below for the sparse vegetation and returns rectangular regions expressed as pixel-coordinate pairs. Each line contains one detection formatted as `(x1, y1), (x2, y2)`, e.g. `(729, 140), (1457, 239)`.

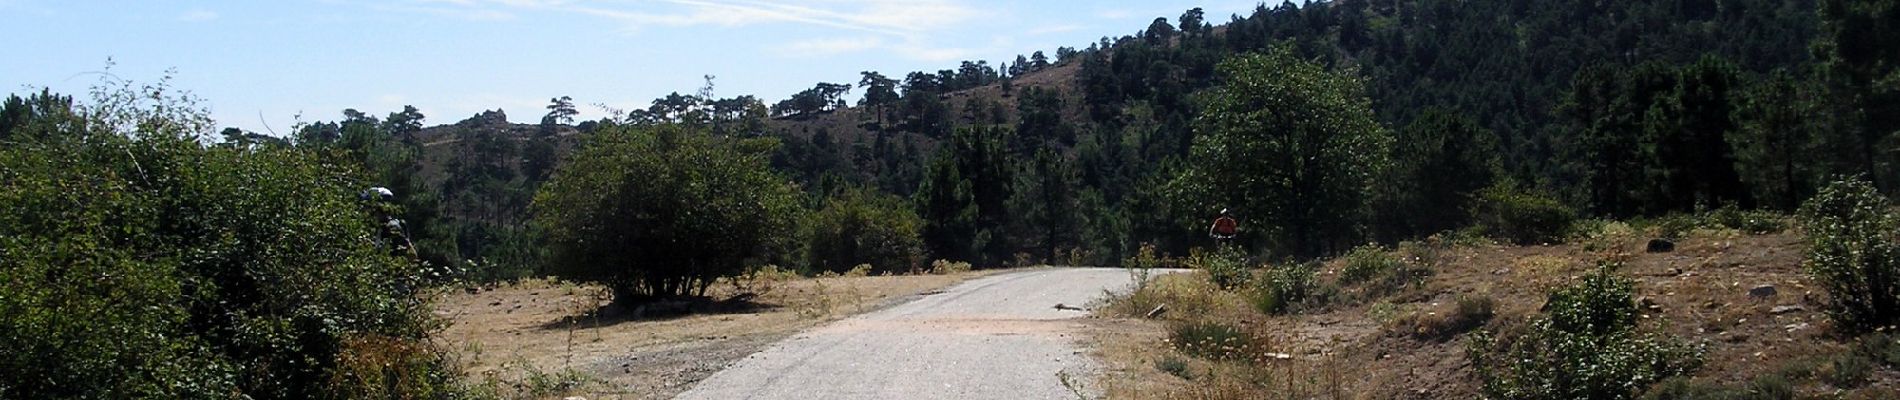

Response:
(1467, 266), (1703, 400)
(1189, 246), (1250, 289)
(1797, 177), (1900, 331)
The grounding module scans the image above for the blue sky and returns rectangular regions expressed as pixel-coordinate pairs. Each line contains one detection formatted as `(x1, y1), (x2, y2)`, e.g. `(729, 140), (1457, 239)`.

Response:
(1, 0), (1261, 134)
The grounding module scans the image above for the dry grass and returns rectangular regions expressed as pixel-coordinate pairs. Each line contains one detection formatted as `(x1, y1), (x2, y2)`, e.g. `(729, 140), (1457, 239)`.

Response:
(1087, 231), (1900, 399)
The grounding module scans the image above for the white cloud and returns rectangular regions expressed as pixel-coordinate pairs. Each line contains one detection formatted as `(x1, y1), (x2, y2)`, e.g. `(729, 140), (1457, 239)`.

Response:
(178, 9), (219, 22)
(781, 37), (884, 56)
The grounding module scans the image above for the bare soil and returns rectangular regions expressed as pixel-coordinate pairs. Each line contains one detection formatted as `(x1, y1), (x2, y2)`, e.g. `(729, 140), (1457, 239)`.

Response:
(1085, 231), (1900, 399)
(434, 271), (990, 399)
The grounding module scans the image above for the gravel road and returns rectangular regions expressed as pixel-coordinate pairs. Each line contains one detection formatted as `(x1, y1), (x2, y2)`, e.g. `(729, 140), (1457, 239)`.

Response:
(673, 267), (1171, 400)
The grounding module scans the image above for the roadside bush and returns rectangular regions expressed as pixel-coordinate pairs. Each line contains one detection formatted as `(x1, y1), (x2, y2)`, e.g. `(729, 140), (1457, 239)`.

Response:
(1170, 321), (1260, 361)
(534, 123), (803, 303)
(0, 85), (453, 397)
(1704, 205), (1787, 235)
(929, 259), (973, 274)
(1252, 262), (1333, 315)
(1473, 183), (1577, 245)
(1796, 177), (1900, 331)
(1190, 246), (1251, 289)
(807, 188), (926, 274)
(1467, 266), (1703, 400)
(1339, 244), (1433, 300)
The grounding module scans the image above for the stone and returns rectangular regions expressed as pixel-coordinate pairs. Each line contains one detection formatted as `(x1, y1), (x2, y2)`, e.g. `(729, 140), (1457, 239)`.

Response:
(1638, 296), (1662, 311)
(1749, 285), (1778, 299)
(1145, 304), (1168, 319)
(1646, 238), (1676, 253)
(1770, 305), (1804, 314)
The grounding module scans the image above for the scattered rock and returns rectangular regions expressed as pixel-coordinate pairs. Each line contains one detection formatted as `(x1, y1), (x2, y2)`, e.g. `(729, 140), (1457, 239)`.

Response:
(1646, 239), (1676, 253)
(1784, 322), (1810, 332)
(1637, 296), (1661, 312)
(1053, 303), (1085, 311)
(1492, 268), (1510, 275)
(1749, 285), (1778, 299)
(1770, 305), (1804, 314)
(1662, 267), (1682, 277)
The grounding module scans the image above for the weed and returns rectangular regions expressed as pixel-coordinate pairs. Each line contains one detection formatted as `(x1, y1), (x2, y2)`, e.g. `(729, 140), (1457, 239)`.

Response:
(1339, 245), (1401, 285)
(929, 259), (973, 275)
(1189, 246), (1251, 289)
(1389, 295), (1495, 341)
(1169, 321), (1259, 361)
(1155, 356), (1193, 380)
(1819, 350), (1872, 389)
(844, 264), (873, 278)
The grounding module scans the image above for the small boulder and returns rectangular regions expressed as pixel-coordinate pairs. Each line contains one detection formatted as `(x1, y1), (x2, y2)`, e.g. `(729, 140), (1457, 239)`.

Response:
(1770, 305), (1804, 314)
(1748, 285), (1778, 299)
(1646, 239), (1676, 253)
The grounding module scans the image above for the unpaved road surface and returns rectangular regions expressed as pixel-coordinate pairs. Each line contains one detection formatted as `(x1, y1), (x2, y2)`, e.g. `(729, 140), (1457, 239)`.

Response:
(675, 268), (1167, 400)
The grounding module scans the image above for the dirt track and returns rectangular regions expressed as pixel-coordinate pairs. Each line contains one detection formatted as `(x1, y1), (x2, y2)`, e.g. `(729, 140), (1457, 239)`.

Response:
(674, 268), (1172, 400)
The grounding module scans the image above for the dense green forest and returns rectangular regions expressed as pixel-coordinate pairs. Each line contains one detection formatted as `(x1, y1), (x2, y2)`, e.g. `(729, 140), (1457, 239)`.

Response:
(210, 0), (1894, 276)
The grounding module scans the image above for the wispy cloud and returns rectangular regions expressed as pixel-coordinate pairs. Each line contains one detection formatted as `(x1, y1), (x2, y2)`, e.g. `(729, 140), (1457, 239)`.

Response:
(780, 36), (884, 56)
(178, 9), (220, 22)
(386, 0), (987, 61)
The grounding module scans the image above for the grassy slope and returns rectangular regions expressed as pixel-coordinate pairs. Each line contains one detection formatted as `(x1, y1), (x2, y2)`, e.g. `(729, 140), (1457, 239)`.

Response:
(1091, 229), (1900, 399)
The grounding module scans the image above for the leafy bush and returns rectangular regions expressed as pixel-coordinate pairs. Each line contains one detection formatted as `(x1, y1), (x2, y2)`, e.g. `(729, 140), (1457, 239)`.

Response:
(0, 85), (453, 397)
(1796, 177), (1900, 331)
(807, 188), (926, 274)
(1252, 262), (1329, 315)
(1703, 205), (1787, 234)
(1473, 183), (1578, 245)
(1170, 321), (1258, 361)
(1189, 246), (1250, 289)
(1468, 266), (1703, 400)
(1339, 245), (1402, 285)
(534, 123), (803, 302)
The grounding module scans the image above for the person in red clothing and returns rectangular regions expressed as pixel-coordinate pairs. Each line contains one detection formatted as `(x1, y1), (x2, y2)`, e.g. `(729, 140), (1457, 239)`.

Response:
(1209, 208), (1237, 245)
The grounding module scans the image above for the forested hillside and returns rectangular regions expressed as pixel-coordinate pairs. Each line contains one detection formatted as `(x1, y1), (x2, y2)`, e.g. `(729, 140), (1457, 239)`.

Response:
(256, 0), (1888, 276)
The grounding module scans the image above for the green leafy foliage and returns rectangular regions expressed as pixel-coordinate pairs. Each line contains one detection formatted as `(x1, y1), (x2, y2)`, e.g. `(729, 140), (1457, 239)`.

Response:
(1796, 177), (1900, 331)
(1188, 246), (1249, 290)
(1473, 183), (1578, 245)
(1468, 266), (1704, 400)
(1178, 48), (1389, 258)
(1251, 262), (1330, 315)
(0, 83), (453, 398)
(534, 123), (802, 301)
(806, 187), (926, 274)
(1373, 108), (1500, 241)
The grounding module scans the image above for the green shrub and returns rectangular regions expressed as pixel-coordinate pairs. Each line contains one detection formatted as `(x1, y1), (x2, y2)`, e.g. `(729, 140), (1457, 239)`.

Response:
(1820, 351), (1872, 389)
(1155, 356), (1193, 379)
(0, 85), (453, 397)
(1339, 245), (1401, 285)
(1854, 332), (1900, 368)
(1468, 266), (1703, 400)
(1796, 177), (1900, 331)
(1640, 376), (1793, 400)
(807, 188), (926, 274)
(1170, 321), (1257, 361)
(534, 123), (803, 302)
(1473, 183), (1578, 245)
(1190, 246), (1251, 289)
(1704, 205), (1787, 234)
(1339, 244), (1432, 300)
(1252, 262), (1325, 315)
